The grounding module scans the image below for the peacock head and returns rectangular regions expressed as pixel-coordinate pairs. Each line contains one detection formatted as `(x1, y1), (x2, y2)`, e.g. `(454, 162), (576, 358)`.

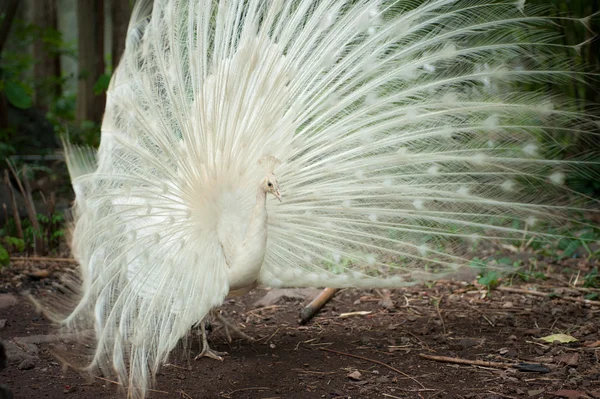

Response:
(258, 155), (282, 202)
(261, 174), (282, 202)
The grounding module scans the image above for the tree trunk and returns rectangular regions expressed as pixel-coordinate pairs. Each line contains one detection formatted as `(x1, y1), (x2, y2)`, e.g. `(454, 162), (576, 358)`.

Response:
(76, 0), (105, 125)
(0, 0), (20, 130)
(111, 0), (131, 71)
(32, 0), (61, 110)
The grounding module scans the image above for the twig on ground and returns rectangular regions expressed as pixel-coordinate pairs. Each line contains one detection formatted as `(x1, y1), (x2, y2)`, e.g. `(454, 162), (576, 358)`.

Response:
(320, 347), (427, 389)
(419, 354), (550, 373)
(419, 354), (513, 369)
(256, 327), (280, 343)
(496, 286), (600, 306)
(299, 288), (337, 325)
(179, 390), (194, 399)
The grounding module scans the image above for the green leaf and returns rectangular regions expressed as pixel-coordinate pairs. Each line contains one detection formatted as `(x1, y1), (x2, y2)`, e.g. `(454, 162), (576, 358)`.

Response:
(539, 333), (577, 344)
(4, 80), (32, 109)
(478, 271), (499, 288)
(93, 73), (111, 95)
(562, 240), (580, 258)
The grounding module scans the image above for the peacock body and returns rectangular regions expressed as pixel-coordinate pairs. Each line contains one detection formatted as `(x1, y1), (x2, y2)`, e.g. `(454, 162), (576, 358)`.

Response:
(56, 0), (597, 397)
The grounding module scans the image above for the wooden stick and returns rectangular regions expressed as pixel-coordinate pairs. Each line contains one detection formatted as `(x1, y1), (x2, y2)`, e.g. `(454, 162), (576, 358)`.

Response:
(4, 169), (23, 239)
(419, 354), (550, 373)
(11, 256), (78, 264)
(496, 286), (600, 306)
(320, 347), (426, 389)
(299, 287), (337, 325)
(419, 353), (513, 369)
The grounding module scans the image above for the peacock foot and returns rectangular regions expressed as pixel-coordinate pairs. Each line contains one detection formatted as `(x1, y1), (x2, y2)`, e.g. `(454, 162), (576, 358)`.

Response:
(195, 319), (229, 361)
(194, 345), (228, 361)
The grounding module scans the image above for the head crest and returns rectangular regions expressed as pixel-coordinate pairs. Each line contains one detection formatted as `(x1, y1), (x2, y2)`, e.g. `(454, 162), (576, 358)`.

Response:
(258, 156), (282, 174)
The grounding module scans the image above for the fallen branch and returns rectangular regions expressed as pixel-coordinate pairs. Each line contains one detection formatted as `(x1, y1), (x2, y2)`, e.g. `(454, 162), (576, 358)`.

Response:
(419, 354), (550, 373)
(496, 286), (600, 307)
(320, 347), (426, 389)
(299, 287), (337, 325)
(11, 257), (78, 264)
(419, 353), (513, 369)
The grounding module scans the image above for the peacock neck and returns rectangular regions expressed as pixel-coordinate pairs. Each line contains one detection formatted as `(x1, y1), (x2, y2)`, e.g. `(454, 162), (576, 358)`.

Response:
(226, 186), (269, 291)
(252, 187), (268, 227)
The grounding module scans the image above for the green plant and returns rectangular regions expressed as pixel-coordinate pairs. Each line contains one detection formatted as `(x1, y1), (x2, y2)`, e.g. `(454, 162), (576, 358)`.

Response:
(583, 268), (600, 289)
(0, 235), (25, 267)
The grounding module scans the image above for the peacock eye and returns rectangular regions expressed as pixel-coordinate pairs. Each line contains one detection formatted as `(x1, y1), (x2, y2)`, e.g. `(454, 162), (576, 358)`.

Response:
(267, 182), (273, 187)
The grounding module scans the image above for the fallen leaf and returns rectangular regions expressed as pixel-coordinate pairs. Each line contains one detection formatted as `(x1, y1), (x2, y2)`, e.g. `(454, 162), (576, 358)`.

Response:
(539, 334), (578, 344)
(339, 311), (372, 318)
(555, 353), (579, 366)
(347, 370), (362, 381)
(584, 340), (600, 348)
(529, 389), (544, 396)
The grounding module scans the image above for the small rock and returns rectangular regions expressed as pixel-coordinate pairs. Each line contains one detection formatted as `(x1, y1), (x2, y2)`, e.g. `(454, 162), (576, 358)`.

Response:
(0, 320), (6, 329)
(347, 370), (362, 381)
(17, 359), (35, 370)
(269, 343), (276, 349)
(176, 374), (185, 380)
(502, 302), (514, 308)
(406, 315), (418, 322)
(507, 335), (517, 341)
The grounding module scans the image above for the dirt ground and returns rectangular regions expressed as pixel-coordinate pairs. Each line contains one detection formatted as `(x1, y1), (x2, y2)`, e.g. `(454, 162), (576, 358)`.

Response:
(1, 258), (600, 399)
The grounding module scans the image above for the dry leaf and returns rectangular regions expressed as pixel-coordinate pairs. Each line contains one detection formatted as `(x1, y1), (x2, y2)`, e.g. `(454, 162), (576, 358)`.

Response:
(555, 353), (579, 366)
(347, 370), (362, 381)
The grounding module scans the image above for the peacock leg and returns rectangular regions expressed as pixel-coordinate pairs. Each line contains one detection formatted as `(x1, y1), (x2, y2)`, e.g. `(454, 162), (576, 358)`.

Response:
(214, 311), (255, 342)
(194, 320), (228, 361)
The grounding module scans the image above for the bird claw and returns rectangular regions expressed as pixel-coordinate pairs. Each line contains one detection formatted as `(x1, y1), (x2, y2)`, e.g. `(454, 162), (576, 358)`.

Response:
(194, 347), (228, 361)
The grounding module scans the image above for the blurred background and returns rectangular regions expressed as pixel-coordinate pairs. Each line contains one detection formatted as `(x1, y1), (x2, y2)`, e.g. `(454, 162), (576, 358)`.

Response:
(0, 0), (598, 259)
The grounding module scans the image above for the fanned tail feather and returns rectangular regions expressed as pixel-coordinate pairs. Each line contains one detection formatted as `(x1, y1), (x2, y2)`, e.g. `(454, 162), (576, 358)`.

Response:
(44, 0), (600, 397)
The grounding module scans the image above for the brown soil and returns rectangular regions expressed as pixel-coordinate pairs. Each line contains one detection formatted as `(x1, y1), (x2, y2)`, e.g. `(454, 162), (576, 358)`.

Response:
(1, 259), (600, 399)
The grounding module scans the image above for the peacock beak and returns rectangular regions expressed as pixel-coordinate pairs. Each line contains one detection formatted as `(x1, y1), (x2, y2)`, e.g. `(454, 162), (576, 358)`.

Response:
(274, 189), (282, 202)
